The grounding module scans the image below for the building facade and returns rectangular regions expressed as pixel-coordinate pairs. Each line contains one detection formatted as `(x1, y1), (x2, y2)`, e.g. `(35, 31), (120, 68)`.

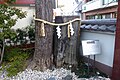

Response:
(82, 0), (118, 20)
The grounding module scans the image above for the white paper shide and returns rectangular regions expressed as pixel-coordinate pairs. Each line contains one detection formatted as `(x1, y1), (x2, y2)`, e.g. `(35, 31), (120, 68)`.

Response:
(56, 26), (61, 39)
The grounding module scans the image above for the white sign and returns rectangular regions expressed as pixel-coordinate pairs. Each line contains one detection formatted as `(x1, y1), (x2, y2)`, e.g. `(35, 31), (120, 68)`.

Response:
(82, 40), (101, 56)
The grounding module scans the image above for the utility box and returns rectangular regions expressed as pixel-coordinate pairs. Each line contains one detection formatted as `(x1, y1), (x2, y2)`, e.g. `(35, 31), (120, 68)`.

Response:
(82, 40), (101, 56)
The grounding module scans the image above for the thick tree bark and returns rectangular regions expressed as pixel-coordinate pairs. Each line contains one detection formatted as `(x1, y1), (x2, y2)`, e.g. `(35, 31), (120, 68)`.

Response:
(28, 0), (54, 71)
(54, 16), (80, 69)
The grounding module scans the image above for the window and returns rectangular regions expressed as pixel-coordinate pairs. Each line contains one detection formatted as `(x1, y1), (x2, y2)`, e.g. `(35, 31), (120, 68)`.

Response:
(105, 13), (111, 19)
(86, 15), (95, 19)
(86, 13), (115, 20)
(96, 15), (103, 19)
(103, 0), (118, 5)
(112, 12), (117, 18)
(88, 0), (92, 2)
(86, 0), (92, 2)
(83, 6), (86, 10)
(103, 0), (109, 5)
(113, 0), (118, 2)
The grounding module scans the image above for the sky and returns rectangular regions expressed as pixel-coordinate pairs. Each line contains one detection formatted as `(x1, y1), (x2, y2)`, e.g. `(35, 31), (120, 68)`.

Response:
(58, 0), (76, 14)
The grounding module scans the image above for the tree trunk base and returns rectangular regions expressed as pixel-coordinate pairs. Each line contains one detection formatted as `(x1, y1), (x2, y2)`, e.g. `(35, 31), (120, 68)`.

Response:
(27, 57), (54, 71)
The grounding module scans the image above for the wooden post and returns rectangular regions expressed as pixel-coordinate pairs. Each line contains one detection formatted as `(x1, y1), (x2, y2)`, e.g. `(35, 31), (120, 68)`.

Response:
(112, 1), (120, 80)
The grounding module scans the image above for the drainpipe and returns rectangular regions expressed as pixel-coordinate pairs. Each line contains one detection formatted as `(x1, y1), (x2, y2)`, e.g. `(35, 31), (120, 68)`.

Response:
(56, 0), (58, 8)
(112, 1), (120, 80)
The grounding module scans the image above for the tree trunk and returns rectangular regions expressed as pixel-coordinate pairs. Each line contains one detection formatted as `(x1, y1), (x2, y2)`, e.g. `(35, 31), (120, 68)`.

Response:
(0, 39), (5, 65)
(28, 0), (54, 71)
(54, 16), (80, 69)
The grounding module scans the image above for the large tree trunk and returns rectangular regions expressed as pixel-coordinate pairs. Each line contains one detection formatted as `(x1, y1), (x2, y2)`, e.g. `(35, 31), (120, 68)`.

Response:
(29, 0), (54, 71)
(54, 16), (80, 69)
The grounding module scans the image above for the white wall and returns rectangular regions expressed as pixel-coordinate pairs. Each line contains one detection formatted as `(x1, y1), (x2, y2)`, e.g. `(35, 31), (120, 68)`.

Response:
(12, 6), (35, 29)
(80, 31), (115, 67)
(82, 0), (101, 12)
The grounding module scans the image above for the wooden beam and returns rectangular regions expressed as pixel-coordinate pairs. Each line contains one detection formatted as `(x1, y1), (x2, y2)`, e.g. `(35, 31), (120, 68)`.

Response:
(112, 1), (120, 80)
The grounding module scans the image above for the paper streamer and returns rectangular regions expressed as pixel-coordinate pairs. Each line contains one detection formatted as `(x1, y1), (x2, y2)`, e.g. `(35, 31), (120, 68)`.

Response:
(40, 22), (45, 37)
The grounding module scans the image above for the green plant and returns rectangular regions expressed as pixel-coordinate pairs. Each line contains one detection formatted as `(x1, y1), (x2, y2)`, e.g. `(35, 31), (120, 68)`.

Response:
(0, 0), (26, 64)
(27, 25), (35, 43)
(2, 48), (30, 77)
(8, 25), (35, 45)
(71, 59), (109, 78)
(16, 29), (27, 45)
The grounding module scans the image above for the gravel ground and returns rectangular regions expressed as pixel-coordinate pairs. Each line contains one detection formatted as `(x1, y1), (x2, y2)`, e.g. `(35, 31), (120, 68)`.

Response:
(0, 68), (110, 80)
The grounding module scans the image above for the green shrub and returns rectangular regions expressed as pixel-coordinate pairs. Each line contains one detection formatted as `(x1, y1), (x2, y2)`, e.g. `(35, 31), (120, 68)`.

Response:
(2, 48), (30, 77)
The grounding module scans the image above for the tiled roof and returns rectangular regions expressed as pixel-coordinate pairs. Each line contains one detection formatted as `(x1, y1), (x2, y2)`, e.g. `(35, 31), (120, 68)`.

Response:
(0, 0), (35, 5)
(81, 19), (116, 32)
(15, 0), (35, 4)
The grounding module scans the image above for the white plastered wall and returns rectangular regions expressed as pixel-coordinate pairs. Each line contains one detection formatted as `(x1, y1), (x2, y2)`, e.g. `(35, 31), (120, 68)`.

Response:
(12, 6), (35, 29)
(80, 31), (115, 67)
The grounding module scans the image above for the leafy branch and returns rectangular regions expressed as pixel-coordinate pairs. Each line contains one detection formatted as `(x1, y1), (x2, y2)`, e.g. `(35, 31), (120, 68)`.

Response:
(0, 1), (26, 64)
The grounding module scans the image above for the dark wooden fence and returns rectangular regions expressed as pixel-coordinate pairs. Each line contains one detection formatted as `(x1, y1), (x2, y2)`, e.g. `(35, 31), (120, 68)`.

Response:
(6, 43), (35, 51)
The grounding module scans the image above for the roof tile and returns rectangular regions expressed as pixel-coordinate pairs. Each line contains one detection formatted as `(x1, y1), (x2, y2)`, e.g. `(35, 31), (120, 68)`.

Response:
(81, 19), (116, 32)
